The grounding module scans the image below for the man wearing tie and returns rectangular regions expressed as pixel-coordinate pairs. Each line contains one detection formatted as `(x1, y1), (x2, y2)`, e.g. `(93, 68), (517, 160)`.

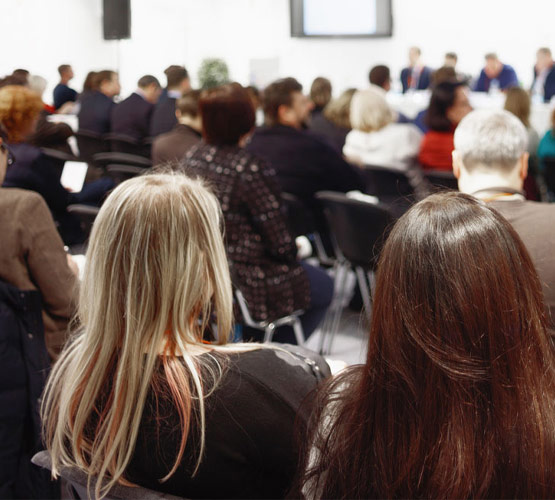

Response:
(400, 47), (432, 93)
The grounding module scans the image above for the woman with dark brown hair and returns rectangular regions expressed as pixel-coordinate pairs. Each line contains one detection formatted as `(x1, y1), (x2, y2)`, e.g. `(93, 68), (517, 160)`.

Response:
(182, 83), (333, 344)
(296, 191), (555, 499)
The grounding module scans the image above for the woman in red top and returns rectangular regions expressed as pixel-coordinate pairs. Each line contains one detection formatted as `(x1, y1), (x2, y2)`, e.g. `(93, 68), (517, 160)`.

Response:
(418, 80), (472, 171)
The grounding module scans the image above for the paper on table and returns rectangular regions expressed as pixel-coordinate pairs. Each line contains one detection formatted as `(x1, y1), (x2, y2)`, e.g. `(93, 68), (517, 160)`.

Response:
(60, 161), (88, 193)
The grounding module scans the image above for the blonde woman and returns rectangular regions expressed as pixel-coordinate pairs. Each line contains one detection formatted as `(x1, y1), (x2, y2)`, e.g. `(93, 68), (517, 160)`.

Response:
(343, 85), (422, 171)
(41, 173), (322, 499)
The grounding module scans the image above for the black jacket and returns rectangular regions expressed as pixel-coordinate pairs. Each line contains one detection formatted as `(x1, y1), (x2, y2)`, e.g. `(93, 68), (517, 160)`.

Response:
(149, 95), (177, 137)
(246, 124), (365, 205)
(0, 280), (58, 499)
(110, 92), (154, 141)
(77, 91), (115, 134)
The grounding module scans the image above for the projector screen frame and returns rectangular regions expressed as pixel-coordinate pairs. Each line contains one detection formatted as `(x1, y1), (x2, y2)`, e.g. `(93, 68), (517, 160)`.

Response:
(290, 0), (393, 39)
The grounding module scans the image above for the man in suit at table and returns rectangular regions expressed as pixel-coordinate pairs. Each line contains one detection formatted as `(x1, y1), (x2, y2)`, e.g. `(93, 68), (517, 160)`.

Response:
(150, 65), (191, 137)
(474, 53), (519, 93)
(77, 70), (120, 134)
(152, 90), (202, 165)
(53, 64), (78, 110)
(400, 47), (433, 93)
(531, 47), (555, 103)
(111, 75), (162, 142)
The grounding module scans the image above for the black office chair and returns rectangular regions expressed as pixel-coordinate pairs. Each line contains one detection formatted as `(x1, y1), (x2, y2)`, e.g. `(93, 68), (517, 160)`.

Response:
(67, 205), (100, 239)
(92, 152), (152, 173)
(281, 192), (334, 264)
(32, 451), (185, 500)
(361, 164), (418, 218)
(315, 191), (393, 353)
(40, 148), (81, 179)
(75, 130), (109, 163)
(105, 133), (151, 158)
(423, 169), (459, 191)
(106, 164), (148, 185)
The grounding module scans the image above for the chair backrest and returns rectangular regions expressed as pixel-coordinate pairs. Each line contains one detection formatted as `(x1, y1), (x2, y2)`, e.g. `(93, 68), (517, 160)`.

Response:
(32, 451), (186, 500)
(315, 191), (393, 270)
(92, 152), (152, 170)
(281, 192), (316, 238)
(67, 204), (100, 238)
(542, 157), (555, 194)
(363, 164), (415, 199)
(40, 148), (81, 179)
(75, 130), (109, 162)
(423, 169), (458, 191)
(105, 133), (150, 158)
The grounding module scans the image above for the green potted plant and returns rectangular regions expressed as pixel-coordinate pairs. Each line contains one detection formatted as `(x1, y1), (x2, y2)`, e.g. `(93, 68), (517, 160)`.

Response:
(198, 58), (230, 89)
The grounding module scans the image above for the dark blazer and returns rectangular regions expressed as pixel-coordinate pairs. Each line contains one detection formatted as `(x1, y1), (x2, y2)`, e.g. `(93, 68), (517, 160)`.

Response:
(77, 90), (115, 134)
(532, 65), (555, 102)
(110, 92), (154, 141)
(149, 95), (178, 137)
(151, 123), (201, 165)
(474, 64), (519, 92)
(0, 280), (57, 499)
(2, 143), (82, 244)
(400, 66), (432, 93)
(183, 143), (310, 322)
(53, 83), (77, 110)
(246, 124), (365, 206)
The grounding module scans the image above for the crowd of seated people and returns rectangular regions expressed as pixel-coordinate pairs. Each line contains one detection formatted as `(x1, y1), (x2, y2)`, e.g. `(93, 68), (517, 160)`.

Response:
(4, 46), (555, 499)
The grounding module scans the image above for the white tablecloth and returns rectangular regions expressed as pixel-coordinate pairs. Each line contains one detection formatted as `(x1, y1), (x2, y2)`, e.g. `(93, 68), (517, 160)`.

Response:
(386, 90), (554, 135)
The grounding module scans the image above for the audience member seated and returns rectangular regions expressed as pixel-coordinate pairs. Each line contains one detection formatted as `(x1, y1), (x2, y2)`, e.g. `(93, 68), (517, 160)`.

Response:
(412, 66), (458, 133)
(77, 70), (120, 134)
(538, 109), (555, 172)
(0, 123), (77, 362)
(474, 52), (519, 92)
(150, 65), (191, 137)
(80, 71), (97, 97)
(295, 191), (555, 499)
(418, 80), (472, 170)
(0, 85), (113, 245)
(309, 76), (332, 122)
(53, 64), (78, 110)
(531, 47), (555, 103)
(454, 109), (555, 326)
(152, 90), (201, 165)
(110, 75), (161, 142)
(369, 65), (410, 123)
(41, 172), (324, 499)
(10, 69), (29, 85)
(343, 86), (422, 171)
(183, 83), (333, 343)
(247, 77), (365, 209)
(400, 46), (432, 93)
(26, 75), (74, 153)
(310, 88), (356, 154)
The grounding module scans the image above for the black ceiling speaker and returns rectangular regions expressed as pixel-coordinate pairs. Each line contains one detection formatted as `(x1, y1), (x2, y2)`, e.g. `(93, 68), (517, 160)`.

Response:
(103, 0), (131, 40)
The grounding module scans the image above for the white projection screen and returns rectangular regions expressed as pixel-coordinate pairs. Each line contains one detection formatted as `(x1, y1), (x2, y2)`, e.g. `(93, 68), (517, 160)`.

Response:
(290, 0), (392, 38)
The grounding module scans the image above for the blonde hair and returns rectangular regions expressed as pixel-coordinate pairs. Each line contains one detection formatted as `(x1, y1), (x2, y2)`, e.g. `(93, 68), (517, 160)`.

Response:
(323, 88), (356, 129)
(41, 172), (252, 498)
(350, 86), (393, 133)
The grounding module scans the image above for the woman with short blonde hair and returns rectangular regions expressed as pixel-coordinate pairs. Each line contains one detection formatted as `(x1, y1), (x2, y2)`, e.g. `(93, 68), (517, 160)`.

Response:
(41, 172), (321, 499)
(343, 85), (422, 170)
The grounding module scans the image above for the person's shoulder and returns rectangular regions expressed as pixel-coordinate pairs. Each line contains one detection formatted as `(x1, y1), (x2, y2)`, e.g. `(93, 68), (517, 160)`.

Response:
(0, 187), (48, 214)
(10, 142), (42, 163)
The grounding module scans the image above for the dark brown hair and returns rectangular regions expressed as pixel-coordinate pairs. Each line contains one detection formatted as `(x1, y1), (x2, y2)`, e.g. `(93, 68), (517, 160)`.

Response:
(164, 65), (189, 89)
(82, 71), (98, 93)
(431, 65), (457, 87)
(199, 83), (254, 146)
(425, 80), (466, 131)
(262, 77), (302, 126)
(368, 65), (390, 88)
(504, 87), (531, 128)
(137, 75), (160, 89)
(310, 77), (332, 109)
(176, 90), (201, 117)
(58, 64), (71, 76)
(95, 70), (116, 88)
(296, 192), (555, 499)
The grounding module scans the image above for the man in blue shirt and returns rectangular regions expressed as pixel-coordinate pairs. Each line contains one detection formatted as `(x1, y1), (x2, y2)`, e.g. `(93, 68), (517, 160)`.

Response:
(52, 64), (78, 110)
(474, 53), (519, 92)
(531, 47), (555, 103)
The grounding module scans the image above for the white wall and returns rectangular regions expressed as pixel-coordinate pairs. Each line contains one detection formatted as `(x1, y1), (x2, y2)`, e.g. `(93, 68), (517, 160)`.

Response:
(2, 0), (555, 104)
